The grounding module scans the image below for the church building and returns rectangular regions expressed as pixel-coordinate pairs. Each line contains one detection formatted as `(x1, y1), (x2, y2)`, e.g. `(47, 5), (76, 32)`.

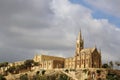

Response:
(65, 31), (102, 69)
(33, 31), (102, 69)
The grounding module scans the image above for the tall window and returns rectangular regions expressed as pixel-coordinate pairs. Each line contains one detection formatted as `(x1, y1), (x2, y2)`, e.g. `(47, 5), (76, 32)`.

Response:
(77, 43), (79, 47)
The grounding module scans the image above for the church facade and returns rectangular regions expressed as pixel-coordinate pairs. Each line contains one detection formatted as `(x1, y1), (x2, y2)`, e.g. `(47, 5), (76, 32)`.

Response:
(33, 54), (65, 69)
(33, 31), (102, 69)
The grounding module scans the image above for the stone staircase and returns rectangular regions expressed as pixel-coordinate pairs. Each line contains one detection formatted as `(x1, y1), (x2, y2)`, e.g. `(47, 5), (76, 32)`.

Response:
(61, 71), (78, 80)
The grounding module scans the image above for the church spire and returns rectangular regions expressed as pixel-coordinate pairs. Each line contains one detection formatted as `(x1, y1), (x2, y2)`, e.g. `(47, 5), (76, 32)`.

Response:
(75, 30), (84, 56)
(77, 29), (82, 41)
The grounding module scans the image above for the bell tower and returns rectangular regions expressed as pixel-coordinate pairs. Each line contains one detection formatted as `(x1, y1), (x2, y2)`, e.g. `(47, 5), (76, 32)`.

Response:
(75, 31), (84, 56)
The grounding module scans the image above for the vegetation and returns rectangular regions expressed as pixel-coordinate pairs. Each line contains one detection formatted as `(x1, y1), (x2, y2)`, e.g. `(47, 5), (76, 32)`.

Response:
(32, 70), (71, 80)
(7, 66), (16, 74)
(32, 71), (47, 80)
(70, 69), (75, 71)
(33, 62), (40, 66)
(0, 74), (6, 80)
(96, 70), (101, 74)
(0, 62), (8, 68)
(102, 61), (120, 69)
(102, 63), (110, 68)
(24, 59), (34, 70)
(83, 69), (88, 73)
(106, 73), (120, 80)
(115, 61), (120, 69)
(24, 59), (39, 70)
(96, 70), (101, 76)
(33, 71), (40, 80)
(109, 61), (113, 69)
(20, 73), (28, 80)
(18, 64), (26, 70)
(58, 73), (70, 80)
(65, 69), (69, 73)
(41, 70), (46, 75)
(0, 59), (41, 76)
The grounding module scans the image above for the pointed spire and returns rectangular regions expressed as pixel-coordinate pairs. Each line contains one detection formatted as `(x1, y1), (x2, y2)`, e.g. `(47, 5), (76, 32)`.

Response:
(75, 29), (84, 54)
(99, 48), (101, 55)
(77, 29), (82, 41)
(80, 29), (82, 39)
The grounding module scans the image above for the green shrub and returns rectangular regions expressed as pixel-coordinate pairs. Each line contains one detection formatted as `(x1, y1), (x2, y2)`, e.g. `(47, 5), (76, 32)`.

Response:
(0, 62), (8, 68)
(65, 69), (69, 73)
(0, 74), (6, 80)
(20, 73), (28, 80)
(41, 70), (46, 75)
(7, 66), (16, 74)
(83, 69), (88, 73)
(106, 73), (120, 80)
(96, 70), (101, 74)
(58, 74), (70, 80)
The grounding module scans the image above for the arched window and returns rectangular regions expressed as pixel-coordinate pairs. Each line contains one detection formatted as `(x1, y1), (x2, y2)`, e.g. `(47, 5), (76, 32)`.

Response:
(77, 43), (79, 47)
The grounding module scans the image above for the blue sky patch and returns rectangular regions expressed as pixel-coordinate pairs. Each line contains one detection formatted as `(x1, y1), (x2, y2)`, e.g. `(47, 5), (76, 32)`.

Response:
(70, 0), (120, 28)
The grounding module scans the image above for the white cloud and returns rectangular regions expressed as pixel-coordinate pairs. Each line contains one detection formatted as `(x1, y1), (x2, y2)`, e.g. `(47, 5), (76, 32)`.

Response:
(50, 0), (120, 62)
(85, 0), (120, 17)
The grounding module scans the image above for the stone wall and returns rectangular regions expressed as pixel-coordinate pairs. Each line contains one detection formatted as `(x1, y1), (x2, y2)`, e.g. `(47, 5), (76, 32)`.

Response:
(75, 68), (107, 80)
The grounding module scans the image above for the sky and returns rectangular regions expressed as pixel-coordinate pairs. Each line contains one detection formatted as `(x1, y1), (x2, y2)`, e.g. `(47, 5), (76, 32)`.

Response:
(0, 0), (120, 63)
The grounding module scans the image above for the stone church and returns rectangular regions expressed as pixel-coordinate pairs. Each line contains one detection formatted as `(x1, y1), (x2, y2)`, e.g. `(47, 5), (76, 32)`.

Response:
(33, 31), (102, 69)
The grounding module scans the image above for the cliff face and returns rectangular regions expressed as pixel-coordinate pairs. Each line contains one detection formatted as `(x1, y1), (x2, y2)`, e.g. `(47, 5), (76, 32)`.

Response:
(108, 70), (120, 77)
(5, 70), (73, 80)
(105, 69), (120, 80)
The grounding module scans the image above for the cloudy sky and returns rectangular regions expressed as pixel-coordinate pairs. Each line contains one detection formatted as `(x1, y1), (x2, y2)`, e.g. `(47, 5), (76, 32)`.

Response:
(0, 0), (120, 63)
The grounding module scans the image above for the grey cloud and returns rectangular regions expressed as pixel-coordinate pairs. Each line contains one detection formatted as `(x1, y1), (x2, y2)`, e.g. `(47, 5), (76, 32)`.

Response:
(0, 0), (120, 63)
(0, 47), (33, 62)
(0, 0), (53, 30)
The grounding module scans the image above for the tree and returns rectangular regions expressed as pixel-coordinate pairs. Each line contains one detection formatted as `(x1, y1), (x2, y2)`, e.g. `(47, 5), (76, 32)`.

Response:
(58, 74), (69, 80)
(0, 62), (8, 68)
(15, 65), (20, 74)
(65, 69), (69, 73)
(33, 62), (39, 66)
(102, 63), (110, 68)
(107, 73), (120, 80)
(7, 66), (16, 74)
(15, 65), (26, 73)
(109, 61), (113, 69)
(115, 61), (120, 69)
(20, 73), (28, 80)
(24, 59), (34, 70)
(41, 70), (46, 75)
(0, 74), (6, 80)
(21, 64), (26, 70)
(32, 71), (40, 80)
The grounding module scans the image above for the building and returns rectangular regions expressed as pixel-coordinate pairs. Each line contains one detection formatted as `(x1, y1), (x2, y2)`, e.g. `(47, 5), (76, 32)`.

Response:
(33, 31), (102, 69)
(8, 61), (24, 67)
(33, 54), (65, 69)
(65, 31), (102, 69)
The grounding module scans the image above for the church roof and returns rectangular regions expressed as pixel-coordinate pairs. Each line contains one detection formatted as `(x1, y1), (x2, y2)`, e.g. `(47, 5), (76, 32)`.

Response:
(80, 47), (97, 54)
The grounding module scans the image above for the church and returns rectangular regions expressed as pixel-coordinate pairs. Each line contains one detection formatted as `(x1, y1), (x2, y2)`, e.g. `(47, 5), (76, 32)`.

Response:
(33, 31), (102, 69)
